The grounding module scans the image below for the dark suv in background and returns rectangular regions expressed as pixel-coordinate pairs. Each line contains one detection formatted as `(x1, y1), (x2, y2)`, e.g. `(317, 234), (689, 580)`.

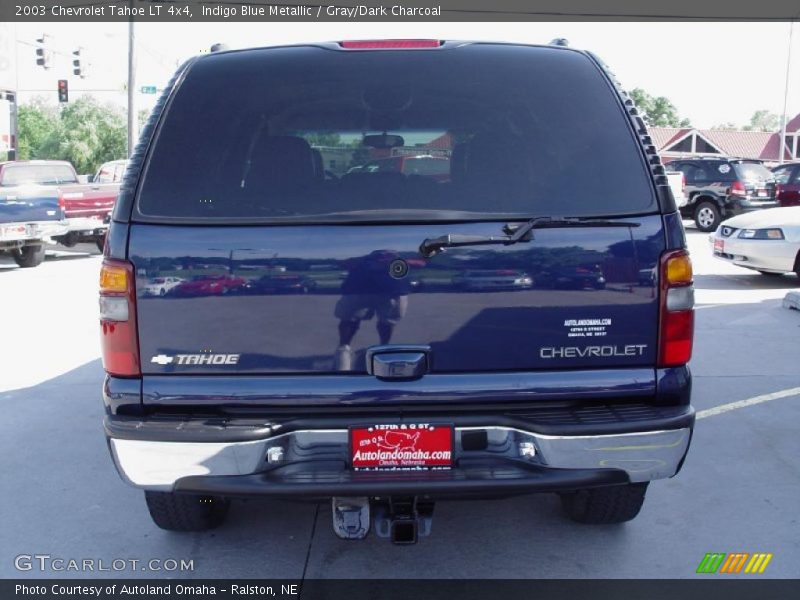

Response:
(669, 158), (777, 231)
(100, 40), (695, 543)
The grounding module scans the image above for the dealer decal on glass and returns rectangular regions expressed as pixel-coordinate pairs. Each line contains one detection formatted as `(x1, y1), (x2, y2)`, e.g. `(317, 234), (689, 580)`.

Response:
(350, 424), (453, 471)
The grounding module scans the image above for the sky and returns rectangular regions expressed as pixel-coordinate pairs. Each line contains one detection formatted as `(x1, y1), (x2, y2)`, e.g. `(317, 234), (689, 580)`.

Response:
(3, 21), (799, 130)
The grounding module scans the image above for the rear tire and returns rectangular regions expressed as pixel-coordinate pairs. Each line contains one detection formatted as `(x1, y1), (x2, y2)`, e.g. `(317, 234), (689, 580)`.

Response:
(560, 482), (648, 524)
(144, 491), (230, 531)
(757, 271), (783, 277)
(694, 201), (721, 232)
(96, 236), (106, 253)
(13, 244), (46, 268)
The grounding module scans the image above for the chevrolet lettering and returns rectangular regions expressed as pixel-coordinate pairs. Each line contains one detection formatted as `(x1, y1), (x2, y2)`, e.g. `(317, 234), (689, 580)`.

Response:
(540, 345), (648, 359)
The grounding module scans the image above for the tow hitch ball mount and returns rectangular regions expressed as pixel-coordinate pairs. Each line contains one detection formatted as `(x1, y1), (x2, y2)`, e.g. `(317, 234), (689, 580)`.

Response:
(331, 496), (435, 544)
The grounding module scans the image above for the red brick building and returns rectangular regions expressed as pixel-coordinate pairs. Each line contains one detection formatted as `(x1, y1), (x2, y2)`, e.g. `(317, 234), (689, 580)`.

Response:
(652, 112), (800, 166)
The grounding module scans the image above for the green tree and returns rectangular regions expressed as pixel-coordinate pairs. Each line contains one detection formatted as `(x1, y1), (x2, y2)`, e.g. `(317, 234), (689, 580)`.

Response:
(305, 132), (342, 147)
(16, 97), (60, 160)
(27, 97), (126, 174)
(710, 122), (739, 131)
(138, 108), (151, 131)
(743, 110), (780, 132)
(629, 88), (691, 128)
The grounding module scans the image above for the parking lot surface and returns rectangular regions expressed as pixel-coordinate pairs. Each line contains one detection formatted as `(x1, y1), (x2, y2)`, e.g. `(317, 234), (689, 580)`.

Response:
(1, 230), (799, 579)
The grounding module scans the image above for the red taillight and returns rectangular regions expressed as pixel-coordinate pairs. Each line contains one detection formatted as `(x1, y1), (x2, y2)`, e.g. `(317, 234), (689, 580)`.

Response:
(730, 180), (747, 197)
(340, 40), (442, 50)
(658, 250), (694, 367)
(57, 192), (66, 214)
(681, 173), (686, 193)
(99, 259), (140, 377)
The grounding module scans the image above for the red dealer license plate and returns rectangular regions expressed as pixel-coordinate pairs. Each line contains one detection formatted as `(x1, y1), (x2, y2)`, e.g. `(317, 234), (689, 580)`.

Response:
(350, 424), (453, 470)
(714, 238), (725, 254)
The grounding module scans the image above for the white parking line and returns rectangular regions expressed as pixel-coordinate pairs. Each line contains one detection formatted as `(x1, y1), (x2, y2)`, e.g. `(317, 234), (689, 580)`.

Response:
(696, 387), (800, 420)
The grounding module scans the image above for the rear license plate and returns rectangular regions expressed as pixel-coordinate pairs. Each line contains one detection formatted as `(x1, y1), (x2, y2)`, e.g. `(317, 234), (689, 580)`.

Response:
(0, 224), (27, 240)
(350, 424), (453, 470)
(714, 238), (725, 253)
(757, 189), (768, 197)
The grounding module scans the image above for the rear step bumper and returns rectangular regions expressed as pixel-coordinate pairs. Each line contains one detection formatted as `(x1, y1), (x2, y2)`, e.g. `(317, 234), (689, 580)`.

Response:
(172, 462), (630, 498)
(106, 410), (693, 493)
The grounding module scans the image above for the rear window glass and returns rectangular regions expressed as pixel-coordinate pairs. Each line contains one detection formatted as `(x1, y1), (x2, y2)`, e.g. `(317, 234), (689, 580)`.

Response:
(137, 45), (655, 222)
(1, 164), (76, 186)
(734, 162), (774, 182)
(95, 162), (126, 183)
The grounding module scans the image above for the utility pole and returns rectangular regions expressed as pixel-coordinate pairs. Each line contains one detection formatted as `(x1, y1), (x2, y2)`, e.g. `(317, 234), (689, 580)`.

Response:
(126, 5), (136, 157)
(778, 21), (794, 165)
(6, 92), (17, 161)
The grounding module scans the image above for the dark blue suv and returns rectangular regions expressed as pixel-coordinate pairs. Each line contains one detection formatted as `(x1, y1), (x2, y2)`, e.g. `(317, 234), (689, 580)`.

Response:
(100, 40), (695, 542)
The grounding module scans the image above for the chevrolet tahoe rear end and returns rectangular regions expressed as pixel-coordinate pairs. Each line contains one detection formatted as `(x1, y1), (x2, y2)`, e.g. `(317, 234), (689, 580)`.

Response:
(101, 40), (694, 541)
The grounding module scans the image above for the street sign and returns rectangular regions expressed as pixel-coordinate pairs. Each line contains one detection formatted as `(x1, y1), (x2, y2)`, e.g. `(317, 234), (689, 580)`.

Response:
(140, 86), (157, 94)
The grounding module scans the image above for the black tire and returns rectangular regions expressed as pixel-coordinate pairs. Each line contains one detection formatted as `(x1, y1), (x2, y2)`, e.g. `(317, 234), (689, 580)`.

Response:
(560, 483), (648, 524)
(96, 236), (106, 253)
(693, 201), (721, 232)
(757, 271), (783, 277)
(144, 491), (230, 532)
(13, 244), (46, 268)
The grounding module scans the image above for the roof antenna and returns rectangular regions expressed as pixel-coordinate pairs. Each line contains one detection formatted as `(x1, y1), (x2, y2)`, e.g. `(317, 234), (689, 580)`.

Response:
(549, 38), (569, 47)
(210, 43), (229, 53)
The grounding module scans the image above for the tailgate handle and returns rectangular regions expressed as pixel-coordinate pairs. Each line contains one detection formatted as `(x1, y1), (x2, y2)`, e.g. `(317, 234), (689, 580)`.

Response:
(366, 345), (431, 380)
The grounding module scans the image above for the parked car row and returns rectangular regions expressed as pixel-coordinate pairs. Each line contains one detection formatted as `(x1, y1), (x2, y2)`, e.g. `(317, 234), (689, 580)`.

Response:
(0, 159), (126, 267)
(665, 156), (800, 279)
(138, 264), (618, 298)
(667, 157), (800, 233)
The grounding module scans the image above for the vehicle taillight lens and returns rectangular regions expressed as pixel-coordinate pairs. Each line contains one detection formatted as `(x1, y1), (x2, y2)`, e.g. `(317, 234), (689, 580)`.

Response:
(681, 173), (685, 193)
(658, 250), (694, 367)
(340, 40), (442, 49)
(99, 259), (140, 377)
(730, 180), (747, 196)
(57, 192), (66, 215)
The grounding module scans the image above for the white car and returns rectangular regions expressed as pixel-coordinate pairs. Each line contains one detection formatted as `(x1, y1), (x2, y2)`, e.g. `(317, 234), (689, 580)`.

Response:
(710, 206), (800, 278)
(142, 276), (184, 296)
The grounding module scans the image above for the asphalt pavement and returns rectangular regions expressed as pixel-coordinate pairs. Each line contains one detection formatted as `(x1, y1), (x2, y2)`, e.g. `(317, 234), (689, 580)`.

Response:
(1, 230), (798, 579)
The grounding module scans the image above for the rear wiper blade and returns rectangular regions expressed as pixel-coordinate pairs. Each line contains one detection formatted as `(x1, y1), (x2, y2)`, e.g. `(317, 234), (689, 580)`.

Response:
(419, 216), (640, 258)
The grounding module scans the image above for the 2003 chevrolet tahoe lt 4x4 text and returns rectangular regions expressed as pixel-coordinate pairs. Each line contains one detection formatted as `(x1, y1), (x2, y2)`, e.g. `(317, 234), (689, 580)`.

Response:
(100, 40), (695, 544)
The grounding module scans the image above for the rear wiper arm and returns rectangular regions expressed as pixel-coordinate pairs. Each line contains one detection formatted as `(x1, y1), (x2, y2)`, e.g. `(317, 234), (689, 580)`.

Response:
(419, 216), (640, 258)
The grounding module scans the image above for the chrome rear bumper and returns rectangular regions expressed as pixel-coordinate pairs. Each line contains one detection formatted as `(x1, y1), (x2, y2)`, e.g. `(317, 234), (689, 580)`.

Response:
(109, 424), (692, 492)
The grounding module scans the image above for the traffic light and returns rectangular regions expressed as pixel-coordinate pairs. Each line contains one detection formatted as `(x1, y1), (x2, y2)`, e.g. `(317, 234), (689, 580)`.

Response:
(57, 79), (69, 103)
(35, 34), (51, 69)
(72, 48), (84, 78)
